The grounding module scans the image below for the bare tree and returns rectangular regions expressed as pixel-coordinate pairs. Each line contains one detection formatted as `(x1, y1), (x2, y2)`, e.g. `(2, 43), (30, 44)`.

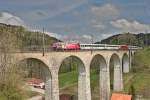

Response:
(0, 31), (24, 99)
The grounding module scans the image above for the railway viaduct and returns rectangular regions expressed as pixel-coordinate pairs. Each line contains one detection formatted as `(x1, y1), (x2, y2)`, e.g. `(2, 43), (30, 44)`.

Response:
(12, 50), (135, 100)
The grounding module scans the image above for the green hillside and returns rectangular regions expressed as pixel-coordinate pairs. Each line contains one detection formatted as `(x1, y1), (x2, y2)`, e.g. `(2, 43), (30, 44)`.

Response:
(96, 32), (150, 47)
(0, 23), (60, 51)
(123, 48), (150, 99)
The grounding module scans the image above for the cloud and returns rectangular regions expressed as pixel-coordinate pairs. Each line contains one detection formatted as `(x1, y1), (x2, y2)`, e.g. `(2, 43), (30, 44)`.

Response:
(90, 20), (105, 29)
(19, 0), (87, 21)
(22, 10), (49, 21)
(0, 12), (25, 26)
(110, 19), (150, 33)
(44, 32), (62, 39)
(2, 0), (50, 5)
(91, 4), (119, 18)
(89, 4), (120, 31)
(82, 35), (92, 40)
(62, 34), (93, 43)
(31, 29), (62, 39)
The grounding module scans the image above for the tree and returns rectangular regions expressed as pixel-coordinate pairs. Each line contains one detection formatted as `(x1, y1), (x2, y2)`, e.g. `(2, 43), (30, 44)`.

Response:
(0, 31), (25, 100)
(129, 84), (135, 100)
(117, 33), (138, 45)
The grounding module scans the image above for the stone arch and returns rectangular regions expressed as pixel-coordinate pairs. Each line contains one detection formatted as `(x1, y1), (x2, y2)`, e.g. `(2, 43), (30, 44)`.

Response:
(122, 53), (129, 73)
(90, 54), (108, 100)
(109, 53), (122, 91)
(58, 55), (86, 100)
(17, 57), (52, 100)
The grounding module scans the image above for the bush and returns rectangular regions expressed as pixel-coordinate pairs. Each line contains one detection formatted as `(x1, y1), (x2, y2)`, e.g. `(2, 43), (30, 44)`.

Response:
(128, 84), (135, 100)
(0, 87), (25, 100)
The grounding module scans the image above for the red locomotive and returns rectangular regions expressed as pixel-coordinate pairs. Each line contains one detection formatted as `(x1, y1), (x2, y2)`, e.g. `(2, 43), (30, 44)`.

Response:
(119, 45), (128, 50)
(52, 42), (80, 50)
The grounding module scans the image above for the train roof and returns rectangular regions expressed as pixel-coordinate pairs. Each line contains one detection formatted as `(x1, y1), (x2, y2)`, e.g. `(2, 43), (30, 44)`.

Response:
(54, 42), (79, 44)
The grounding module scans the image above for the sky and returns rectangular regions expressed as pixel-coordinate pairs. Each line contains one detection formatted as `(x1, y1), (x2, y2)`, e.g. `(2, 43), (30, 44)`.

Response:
(0, 0), (150, 42)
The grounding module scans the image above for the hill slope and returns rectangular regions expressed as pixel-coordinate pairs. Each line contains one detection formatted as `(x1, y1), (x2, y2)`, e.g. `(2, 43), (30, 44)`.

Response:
(0, 23), (60, 51)
(96, 32), (150, 47)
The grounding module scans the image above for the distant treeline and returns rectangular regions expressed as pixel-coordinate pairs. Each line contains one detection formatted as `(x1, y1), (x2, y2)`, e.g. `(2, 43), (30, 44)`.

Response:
(96, 32), (150, 47)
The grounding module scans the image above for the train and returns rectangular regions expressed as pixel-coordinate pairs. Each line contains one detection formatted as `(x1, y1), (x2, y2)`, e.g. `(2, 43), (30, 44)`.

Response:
(52, 42), (131, 50)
